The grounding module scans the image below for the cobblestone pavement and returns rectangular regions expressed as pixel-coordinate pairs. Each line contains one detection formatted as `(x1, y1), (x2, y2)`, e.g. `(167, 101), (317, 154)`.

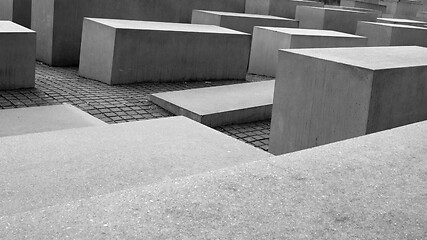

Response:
(0, 63), (272, 151)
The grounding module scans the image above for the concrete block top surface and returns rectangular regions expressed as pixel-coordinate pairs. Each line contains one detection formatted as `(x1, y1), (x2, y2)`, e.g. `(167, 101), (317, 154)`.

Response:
(258, 26), (367, 38)
(282, 46), (427, 70)
(303, 5), (373, 13)
(193, 10), (295, 20)
(85, 18), (250, 35)
(362, 20), (427, 29)
(377, 17), (427, 25)
(0, 20), (33, 33)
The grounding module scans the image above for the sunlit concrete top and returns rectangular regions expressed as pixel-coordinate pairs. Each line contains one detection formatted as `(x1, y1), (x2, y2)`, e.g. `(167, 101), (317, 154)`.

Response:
(259, 27), (367, 38)
(85, 18), (250, 35)
(377, 17), (427, 27)
(0, 20), (34, 33)
(193, 10), (294, 20)
(281, 46), (427, 70)
(309, 6), (373, 13)
(361, 21), (427, 29)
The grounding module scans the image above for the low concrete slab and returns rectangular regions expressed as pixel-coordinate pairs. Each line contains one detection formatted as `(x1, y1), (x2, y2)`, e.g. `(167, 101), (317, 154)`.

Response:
(245, 0), (324, 18)
(150, 81), (275, 127)
(341, 0), (387, 13)
(356, 21), (427, 46)
(0, 0), (31, 28)
(296, 6), (378, 34)
(79, 18), (251, 85)
(1, 119), (425, 239)
(0, 104), (106, 137)
(270, 46), (427, 155)
(0, 21), (35, 90)
(248, 27), (367, 77)
(0, 116), (271, 216)
(191, 10), (298, 34)
(377, 17), (427, 26)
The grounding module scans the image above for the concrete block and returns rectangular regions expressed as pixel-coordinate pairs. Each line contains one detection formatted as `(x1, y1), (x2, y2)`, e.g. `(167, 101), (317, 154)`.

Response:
(0, 116), (271, 216)
(0, 21), (35, 90)
(191, 10), (298, 34)
(295, 6), (378, 34)
(377, 17), (427, 26)
(382, 0), (423, 19)
(269, 46), (427, 155)
(340, 0), (387, 13)
(356, 21), (427, 46)
(150, 81), (275, 127)
(79, 18), (251, 85)
(326, 4), (382, 16)
(0, 104), (107, 137)
(0, 0), (31, 28)
(31, 0), (246, 67)
(245, 0), (324, 18)
(248, 27), (367, 77)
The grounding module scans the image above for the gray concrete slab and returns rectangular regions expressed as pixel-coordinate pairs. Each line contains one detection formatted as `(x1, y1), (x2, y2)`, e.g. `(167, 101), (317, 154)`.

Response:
(270, 46), (427, 155)
(245, 0), (324, 18)
(32, 0), (246, 66)
(0, 0), (31, 28)
(248, 27), (367, 77)
(383, 0), (423, 19)
(356, 21), (427, 46)
(0, 104), (107, 137)
(150, 81), (275, 127)
(377, 17), (427, 26)
(341, 0), (387, 13)
(296, 6), (378, 34)
(191, 10), (298, 34)
(326, 4), (382, 16)
(0, 20), (35, 90)
(79, 18), (251, 85)
(1, 119), (426, 239)
(0, 116), (271, 216)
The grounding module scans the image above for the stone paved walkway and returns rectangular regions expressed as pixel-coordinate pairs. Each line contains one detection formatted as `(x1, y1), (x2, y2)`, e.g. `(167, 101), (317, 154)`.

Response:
(0, 63), (272, 151)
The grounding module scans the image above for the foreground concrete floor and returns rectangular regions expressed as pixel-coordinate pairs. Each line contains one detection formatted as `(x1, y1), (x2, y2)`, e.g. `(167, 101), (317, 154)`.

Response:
(0, 62), (272, 151)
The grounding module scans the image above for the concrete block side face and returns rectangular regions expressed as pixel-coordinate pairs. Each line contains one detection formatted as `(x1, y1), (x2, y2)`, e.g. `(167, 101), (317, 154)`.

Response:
(12, 0), (32, 28)
(269, 51), (373, 155)
(271, 0), (324, 18)
(191, 11), (222, 26)
(356, 22), (393, 46)
(0, 0), (14, 20)
(245, 0), (271, 14)
(367, 67), (427, 133)
(0, 32), (35, 90)
(324, 10), (377, 34)
(78, 19), (116, 85)
(389, 27), (427, 47)
(32, 0), (54, 65)
(296, 7), (325, 29)
(220, 15), (298, 34)
(111, 30), (251, 84)
(289, 35), (367, 48)
(202, 105), (272, 127)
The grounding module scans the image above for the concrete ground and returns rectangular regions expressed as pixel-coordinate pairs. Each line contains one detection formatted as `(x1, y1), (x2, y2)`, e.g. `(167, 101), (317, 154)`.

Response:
(0, 62), (272, 151)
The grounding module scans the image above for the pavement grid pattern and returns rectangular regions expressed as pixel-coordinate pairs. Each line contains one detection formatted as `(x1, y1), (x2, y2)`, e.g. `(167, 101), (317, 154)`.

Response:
(0, 63), (272, 151)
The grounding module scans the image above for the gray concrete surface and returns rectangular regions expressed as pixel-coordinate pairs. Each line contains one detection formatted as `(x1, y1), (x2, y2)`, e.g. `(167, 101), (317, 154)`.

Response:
(245, 0), (324, 18)
(382, 0), (423, 19)
(191, 10), (298, 34)
(356, 21), (427, 46)
(248, 27), (367, 77)
(270, 46), (427, 155)
(296, 6), (378, 34)
(377, 17), (427, 26)
(31, 0), (246, 66)
(0, 21), (35, 90)
(0, 0), (31, 28)
(341, 0), (387, 13)
(0, 116), (271, 216)
(150, 81), (275, 127)
(326, 4), (382, 16)
(0, 104), (107, 137)
(79, 18), (251, 84)
(0, 119), (425, 239)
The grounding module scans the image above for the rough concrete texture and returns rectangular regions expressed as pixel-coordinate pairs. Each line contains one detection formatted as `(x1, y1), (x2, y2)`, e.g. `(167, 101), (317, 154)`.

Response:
(191, 10), (298, 34)
(382, 0), (423, 19)
(248, 27), (367, 77)
(79, 18), (251, 84)
(31, 0), (245, 66)
(356, 21), (427, 46)
(0, 120), (426, 239)
(296, 6), (378, 34)
(0, 116), (271, 216)
(326, 4), (382, 16)
(150, 81), (275, 127)
(245, 0), (324, 18)
(0, 0), (31, 28)
(0, 21), (35, 90)
(270, 46), (427, 155)
(0, 104), (106, 137)
(341, 0), (387, 13)
(377, 17), (427, 26)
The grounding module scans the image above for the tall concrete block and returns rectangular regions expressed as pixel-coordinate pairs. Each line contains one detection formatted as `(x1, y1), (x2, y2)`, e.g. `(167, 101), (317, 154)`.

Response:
(340, 0), (386, 13)
(269, 46), (427, 155)
(245, 0), (324, 18)
(382, 0), (423, 19)
(296, 6), (378, 34)
(356, 21), (427, 46)
(191, 10), (298, 34)
(248, 27), (367, 77)
(0, 0), (31, 28)
(0, 21), (35, 90)
(31, 0), (246, 66)
(79, 18), (251, 85)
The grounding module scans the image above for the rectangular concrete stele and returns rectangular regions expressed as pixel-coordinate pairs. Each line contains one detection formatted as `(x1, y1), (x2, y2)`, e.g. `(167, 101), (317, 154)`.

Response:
(377, 17), (427, 26)
(383, 0), (424, 19)
(248, 27), (367, 77)
(245, 0), (324, 18)
(0, 0), (31, 28)
(0, 21), (35, 90)
(356, 21), (427, 46)
(326, 4), (382, 16)
(0, 104), (107, 137)
(31, 0), (246, 67)
(0, 116), (271, 216)
(2, 119), (427, 239)
(79, 18), (251, 85)
(295, 6), (378, 34)
(269, 46), (427, 155)
(150, 81), (275, 127)
(340, 0), (387, 13)
(191, 10), (298, 34)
